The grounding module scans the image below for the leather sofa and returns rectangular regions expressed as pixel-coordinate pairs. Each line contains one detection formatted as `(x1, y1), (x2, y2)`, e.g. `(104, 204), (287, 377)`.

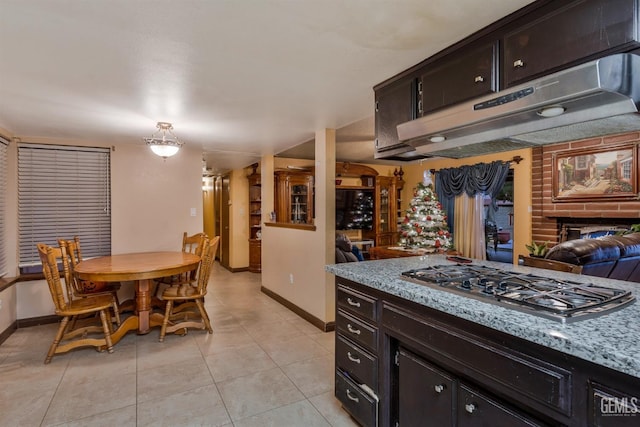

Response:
(545, 233), (640, 282)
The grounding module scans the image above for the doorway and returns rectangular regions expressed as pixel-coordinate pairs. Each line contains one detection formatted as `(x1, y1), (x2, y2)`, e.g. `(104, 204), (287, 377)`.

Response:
(213, 175), (230, 268)
(486, 169), (514, 263)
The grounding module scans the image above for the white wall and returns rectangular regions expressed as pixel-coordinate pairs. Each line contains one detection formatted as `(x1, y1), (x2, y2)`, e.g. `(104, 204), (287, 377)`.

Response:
(9, 139), (203, 319)
(0, 286), (17, 332)
(261, 129), (336, 325)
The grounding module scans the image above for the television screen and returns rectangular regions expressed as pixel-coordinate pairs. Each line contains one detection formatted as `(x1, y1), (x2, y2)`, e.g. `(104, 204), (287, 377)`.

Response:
(336, 189), (374, 230)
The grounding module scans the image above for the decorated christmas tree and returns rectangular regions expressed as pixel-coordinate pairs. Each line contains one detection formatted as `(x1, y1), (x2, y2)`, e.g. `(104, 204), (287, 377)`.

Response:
(399, 170), (452, 251)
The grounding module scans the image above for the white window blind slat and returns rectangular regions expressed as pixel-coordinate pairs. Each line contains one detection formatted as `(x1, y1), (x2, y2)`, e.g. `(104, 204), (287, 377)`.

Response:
(18, 144), (111, 268)
(0, 138), (8, 277)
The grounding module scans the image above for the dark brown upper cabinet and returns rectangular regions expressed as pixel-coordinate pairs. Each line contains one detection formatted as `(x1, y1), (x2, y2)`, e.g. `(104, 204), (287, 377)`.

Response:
(374, 77), (417, 152)
(417, 41), (498, 115)
(503, 0), (640, 87)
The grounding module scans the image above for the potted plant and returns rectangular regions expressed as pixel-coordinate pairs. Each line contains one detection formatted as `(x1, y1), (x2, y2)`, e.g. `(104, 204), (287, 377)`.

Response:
(525, 240), (550, 258)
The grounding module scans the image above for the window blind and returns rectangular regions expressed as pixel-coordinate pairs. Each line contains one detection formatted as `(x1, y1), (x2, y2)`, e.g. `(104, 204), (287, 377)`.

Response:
(18, 144), (111, 268)
(0, 137), (8, 277)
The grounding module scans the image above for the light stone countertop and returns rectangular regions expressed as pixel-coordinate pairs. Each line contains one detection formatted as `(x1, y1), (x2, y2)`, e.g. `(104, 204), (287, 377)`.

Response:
(326, 254), (640, 379)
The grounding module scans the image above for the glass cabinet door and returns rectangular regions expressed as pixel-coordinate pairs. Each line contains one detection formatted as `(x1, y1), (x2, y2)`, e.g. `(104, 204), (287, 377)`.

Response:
(290, 184), (308, 223)
(379, 186), (390, 232)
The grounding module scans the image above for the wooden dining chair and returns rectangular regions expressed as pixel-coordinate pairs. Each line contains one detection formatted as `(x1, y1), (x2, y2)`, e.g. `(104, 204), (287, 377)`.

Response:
(37, 243), (114, 364)
(154, 232), (207, 297)
(159, 236), (220, 342)
(58, 237), (122, 326)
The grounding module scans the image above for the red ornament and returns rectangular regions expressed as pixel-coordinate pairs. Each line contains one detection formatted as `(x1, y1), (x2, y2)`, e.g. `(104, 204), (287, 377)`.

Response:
(403, 217), (410, 224)
(416, 227), (422, 234)
(426, 216), (432, 221)
(438, 230), (444, 236)
(434, 239), (441, 248)
(412, 206), (417, 212)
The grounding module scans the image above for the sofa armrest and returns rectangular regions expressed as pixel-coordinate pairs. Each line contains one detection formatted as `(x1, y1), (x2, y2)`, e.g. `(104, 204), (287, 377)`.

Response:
(520, 255), (583, 274)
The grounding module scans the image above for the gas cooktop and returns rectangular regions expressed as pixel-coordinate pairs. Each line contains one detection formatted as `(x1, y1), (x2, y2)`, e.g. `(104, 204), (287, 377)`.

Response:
(401, 264), (635, 323)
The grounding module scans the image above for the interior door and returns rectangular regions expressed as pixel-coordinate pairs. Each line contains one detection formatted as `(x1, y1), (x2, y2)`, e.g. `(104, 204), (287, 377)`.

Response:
(214, 176), (222, 260)
(220, 174), (231, 268)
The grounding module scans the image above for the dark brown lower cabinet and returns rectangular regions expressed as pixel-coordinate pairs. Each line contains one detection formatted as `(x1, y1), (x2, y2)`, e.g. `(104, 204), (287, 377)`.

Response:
(398, 347), (543, 427)
(334, 277), (640, 427)
(398, 348), (455, 426)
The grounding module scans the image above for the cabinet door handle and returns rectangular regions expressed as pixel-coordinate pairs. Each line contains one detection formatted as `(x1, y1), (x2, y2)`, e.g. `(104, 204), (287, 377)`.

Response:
(375, 101), (379, 112)
(347, 324), (361, 335)
(474, 75), (484, 83)
(417, 100), (423, 115)
(513, 59), (524, 68)
(346, 389), (360, 403)
(346, 297), (361, 308)
(347, 351), (361, 364)
(434, 384), (445, 393)
(465, 403), (477, 414)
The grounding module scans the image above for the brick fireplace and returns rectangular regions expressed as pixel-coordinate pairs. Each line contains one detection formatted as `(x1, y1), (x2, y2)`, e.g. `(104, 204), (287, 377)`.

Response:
(531, 131), (640, 245)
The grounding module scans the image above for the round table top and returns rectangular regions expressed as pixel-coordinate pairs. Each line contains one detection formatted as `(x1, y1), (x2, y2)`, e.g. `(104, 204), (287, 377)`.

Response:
(74, 251), (201, 282)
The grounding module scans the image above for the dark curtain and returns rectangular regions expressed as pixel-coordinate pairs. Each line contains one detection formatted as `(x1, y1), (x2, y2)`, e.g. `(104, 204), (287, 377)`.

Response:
(434, 171), (455, 236)
(435, 160), (511, 235)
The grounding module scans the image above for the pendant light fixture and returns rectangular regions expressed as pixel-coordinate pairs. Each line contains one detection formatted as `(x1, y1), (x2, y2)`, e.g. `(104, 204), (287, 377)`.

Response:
(143, 122), (184, 158)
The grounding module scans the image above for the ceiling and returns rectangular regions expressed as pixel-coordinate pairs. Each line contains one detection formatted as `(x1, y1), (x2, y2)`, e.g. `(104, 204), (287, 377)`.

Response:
(0, 0), (534, 175)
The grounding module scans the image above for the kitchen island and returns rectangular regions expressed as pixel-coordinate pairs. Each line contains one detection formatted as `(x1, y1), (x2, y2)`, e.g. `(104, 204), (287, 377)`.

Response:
(326, 255), (640, 426)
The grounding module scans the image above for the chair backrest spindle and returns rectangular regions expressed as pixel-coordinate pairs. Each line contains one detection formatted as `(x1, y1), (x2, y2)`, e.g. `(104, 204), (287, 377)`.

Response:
(195, 236), (220, 295)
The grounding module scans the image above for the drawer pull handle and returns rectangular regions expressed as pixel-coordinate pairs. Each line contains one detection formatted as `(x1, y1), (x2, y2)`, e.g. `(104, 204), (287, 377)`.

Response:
(347, 324), (361, 335)
(465, 403), (477, 414)
(513, 59), (524, 68)
(346, 389), (360, 403)
(346, 297), (361, 308)
(347, 351), (361, 364)
(474, 75), (484, 83)
(434, 384), (445, 393)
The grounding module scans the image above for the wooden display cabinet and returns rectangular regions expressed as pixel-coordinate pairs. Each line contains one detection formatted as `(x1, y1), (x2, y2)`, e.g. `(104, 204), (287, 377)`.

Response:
(274, 170), (314, 224)
(374, 176), (403, 246)
(247, 166), (261, 272)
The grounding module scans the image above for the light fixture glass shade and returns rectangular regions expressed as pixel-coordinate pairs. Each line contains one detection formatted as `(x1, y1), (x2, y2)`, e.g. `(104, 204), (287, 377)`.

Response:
(143, 122), (184, 158)
(149, 143), (180, 158)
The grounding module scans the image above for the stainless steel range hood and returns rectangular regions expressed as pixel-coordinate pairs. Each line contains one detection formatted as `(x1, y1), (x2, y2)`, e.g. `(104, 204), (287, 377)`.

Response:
(393, 53), (640, 159)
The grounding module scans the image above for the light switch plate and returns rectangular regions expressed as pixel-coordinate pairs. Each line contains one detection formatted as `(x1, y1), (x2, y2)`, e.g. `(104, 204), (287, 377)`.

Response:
(190, 207), (197, 217)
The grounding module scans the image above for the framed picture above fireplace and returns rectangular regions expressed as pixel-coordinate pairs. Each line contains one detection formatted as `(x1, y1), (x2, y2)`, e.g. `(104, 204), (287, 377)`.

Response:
(553, 144), (638, 202)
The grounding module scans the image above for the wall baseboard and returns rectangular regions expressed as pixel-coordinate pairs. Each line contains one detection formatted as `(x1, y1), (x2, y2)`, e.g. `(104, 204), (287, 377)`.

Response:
(221, 265), (249, 273)
(17, 315), (58, 329)
(260, 286), (335, 333)
(0, 321), (17, 346)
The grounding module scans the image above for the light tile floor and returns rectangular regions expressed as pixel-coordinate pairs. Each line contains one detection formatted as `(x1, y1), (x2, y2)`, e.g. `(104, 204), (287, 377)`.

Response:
(0, 263), (359, 427)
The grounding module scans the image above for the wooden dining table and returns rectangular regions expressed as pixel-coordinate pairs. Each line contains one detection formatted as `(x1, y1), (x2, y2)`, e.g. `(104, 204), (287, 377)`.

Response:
(74, 251), (200, 343)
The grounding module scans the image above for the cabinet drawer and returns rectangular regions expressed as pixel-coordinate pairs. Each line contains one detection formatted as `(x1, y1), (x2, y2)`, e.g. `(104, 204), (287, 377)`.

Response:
(336, 334), (378, 391)
(335, 369), (378, 427)
(458, 383), (544, 426)
(337, 284), (377, 321)
(337, 309), (378, 352)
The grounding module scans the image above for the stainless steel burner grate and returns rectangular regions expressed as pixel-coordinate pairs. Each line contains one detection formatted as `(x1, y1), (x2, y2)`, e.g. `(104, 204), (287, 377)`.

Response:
(401, 264), (635, 322)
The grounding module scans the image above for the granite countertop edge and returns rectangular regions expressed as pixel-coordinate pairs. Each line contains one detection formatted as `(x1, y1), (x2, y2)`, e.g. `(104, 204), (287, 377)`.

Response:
(326, 255), (640, 379)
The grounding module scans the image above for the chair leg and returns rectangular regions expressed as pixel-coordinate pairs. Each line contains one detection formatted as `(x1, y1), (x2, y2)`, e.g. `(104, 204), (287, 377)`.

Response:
(45, 316), (69, 364)
(159, 300), (173, 342)
(98, 309), (114, 353)
(195, 299), (213, 333)
(111, 296), (121, 326)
